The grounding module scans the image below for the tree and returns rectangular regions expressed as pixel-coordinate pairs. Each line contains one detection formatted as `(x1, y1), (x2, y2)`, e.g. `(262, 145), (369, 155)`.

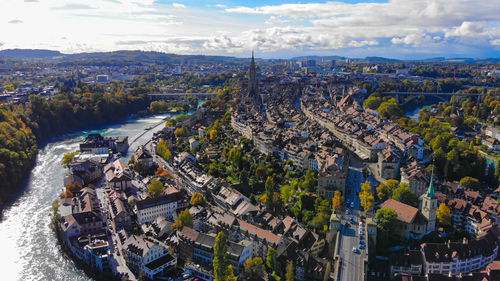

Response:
(437, 203), (452, 226)
(392, 183), (418, 207)
(156, 139), (172, 161)
(213, 232), (236, 281)
(148, 179), (165, 197)
(377, 97), (403, 119)
(174, 127), (186, 137)
(285, 261), (294, 281)
(244, 257), (266, 281)
(280, 185), (292, 204)
(171, 209), (193, 229)
(190, 192), (206, 206)
(62, 152), (76, 166)
(363, 95), (382, 109)
(266, 247), (277, 271)
(209, 129), (218, 141)
(375, 208), (398, 231)
(332, 190), (344, 213)
(459, 176), (481, 190)
(376, 179), (399, 201)
(256, 164), (267, 180)
(359, 181), (374, 214)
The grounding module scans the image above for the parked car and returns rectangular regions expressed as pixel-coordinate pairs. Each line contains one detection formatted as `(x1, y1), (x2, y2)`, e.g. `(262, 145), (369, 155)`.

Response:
(359, 243), (365, 249)
(352, 247), (359, 253)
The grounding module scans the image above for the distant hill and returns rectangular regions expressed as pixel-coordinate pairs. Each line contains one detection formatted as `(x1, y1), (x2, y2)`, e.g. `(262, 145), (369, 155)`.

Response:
(0, 49), (499, 64)
(0, 49), (63, 59)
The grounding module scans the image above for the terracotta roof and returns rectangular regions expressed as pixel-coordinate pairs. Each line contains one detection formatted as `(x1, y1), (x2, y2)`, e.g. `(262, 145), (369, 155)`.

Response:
(236, 218), (281, 245)
(380, 199), (419, 224)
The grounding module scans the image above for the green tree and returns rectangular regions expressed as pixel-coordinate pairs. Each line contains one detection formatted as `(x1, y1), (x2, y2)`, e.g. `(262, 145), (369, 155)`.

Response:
(213, 232), (236, 281)
(359, 181), (374, 214)
(392, 183), (418, 207)
(148, 179), (165, 198)
(376, 179), (399, 201)
(244, 257), (266, 281)
(375, 208), (398, 231)
(62, 152), (76, 166)
(280, 185), (292, 204)
(377, 97), (403, 119)
(363, 95), (382, 110)
(266, 247), (277, 271)
(436, 203), (452, 226)
(285, 261), (295, 281)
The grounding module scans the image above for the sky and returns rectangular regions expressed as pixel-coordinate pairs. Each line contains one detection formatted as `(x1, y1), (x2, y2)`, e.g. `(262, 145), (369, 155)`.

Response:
(0, 0), (500, 59)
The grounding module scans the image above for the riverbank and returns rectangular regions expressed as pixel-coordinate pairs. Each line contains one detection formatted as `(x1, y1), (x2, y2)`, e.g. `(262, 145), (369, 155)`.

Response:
(0, 108), (205, 281)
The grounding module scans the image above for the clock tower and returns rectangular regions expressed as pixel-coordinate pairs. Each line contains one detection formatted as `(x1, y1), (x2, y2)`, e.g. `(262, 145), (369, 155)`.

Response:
(420, 170), (438, 232)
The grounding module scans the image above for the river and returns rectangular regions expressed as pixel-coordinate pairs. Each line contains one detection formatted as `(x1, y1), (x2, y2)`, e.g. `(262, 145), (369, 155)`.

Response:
(0, 109), (197, 281)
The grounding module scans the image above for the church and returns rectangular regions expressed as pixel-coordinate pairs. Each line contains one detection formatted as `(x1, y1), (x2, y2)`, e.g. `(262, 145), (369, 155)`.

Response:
(379, 174), (438, 240)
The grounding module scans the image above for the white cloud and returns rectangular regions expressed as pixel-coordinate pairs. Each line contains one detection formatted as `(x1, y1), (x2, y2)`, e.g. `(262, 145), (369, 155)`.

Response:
(8, 19), (23, 24)
(445, 21), (486, 37)
(392, 34), (424, 46)
(215, 4), (226, 9)
(491, 39), (500, 46)
(172, 3), (186, 9)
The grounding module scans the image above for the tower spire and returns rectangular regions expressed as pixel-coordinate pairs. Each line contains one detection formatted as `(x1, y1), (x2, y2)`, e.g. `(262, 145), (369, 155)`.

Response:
(426, 166), (436, 198)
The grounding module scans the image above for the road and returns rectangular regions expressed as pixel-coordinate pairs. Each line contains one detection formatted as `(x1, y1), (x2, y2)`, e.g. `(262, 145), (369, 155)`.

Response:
(339, 156), (368, 281)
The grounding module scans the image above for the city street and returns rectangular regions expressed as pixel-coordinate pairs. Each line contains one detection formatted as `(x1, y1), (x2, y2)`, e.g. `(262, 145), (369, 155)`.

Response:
(339, 156), (368, 281)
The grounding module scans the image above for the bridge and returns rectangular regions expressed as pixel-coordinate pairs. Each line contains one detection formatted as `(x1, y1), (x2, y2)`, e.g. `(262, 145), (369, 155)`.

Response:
(147, 93), (217, 100)
(382, 92), (482, 105)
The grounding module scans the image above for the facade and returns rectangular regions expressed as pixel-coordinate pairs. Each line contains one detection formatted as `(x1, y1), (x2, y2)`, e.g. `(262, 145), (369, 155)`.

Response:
(83, 240), (111, 272)
(192, 232), (252, 274)
(122, 235), (177, 279)
(401, 163), (430, 197)
(379, 199), (429, 240)
(389, 250), (424, 276)
(133, 147), (154, 169)
(109, 197), (132, 230)
(421, 231), (498, 276)
(377, 148), (400, 180)
(104, 159), (132, 191)
(135, 191), (186, 224)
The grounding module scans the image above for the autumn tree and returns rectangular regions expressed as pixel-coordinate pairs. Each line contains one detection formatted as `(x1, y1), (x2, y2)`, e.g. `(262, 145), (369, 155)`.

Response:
(148, 179), (165, 198)
(459, 176), (481, 190)
(256, 164), (267, 180)
(190, 192), (206, 206)
(209, 129), (218, 141)
(174, 127), (186, 137)
(62, 152), (76, 166)
(359, 181), (374, 214)
(437, 203), (452, 226)
(332, 190), (344, 213)
(156, 139), (172, 161)
(376, 179), (399, 201)
(244, 257), (266, 281)
(171, 209), (193, 229)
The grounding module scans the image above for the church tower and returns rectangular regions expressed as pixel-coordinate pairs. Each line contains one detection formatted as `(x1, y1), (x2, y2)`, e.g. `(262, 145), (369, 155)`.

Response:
(421, 170), (438, 232)
(248, 51), (260, 106)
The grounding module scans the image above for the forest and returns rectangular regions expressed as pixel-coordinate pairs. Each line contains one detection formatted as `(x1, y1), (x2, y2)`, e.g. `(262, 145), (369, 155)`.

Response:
(0, 89), (150, 206)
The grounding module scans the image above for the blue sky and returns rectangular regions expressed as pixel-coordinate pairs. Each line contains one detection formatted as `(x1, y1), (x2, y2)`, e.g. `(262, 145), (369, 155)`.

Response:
(0, 0), (499, 59)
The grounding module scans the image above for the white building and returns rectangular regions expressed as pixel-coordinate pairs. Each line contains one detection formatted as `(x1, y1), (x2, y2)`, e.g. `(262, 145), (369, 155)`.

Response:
(420, 231), (498, 276)
(135, 191), (186, 224)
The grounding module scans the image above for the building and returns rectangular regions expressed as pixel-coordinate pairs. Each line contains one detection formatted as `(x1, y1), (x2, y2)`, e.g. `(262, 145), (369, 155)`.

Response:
(420, 231), (498, 276)
(420, 174), (438, 233)
(133, 147), (154, 169)
(122, 235), (177, 279)
(193, 232), (253, 274)
(389, 250), (424, 276)
(379, 199), (429, 240)
(83, 240), (111, 272)
(377, 148), (400, 179)
(401, 163), (430, 197)
(104, 159), (132, 191)
(135, 190), (187, 224)
(60, 211), (105, 238)
(109, 197), (133, 230)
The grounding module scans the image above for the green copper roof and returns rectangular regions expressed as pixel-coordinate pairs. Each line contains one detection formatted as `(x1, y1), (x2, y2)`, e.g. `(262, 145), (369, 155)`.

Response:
(426, 170), (436, 199)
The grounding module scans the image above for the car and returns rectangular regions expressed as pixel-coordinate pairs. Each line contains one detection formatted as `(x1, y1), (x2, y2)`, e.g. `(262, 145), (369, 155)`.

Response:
(350, 202), (355, 208)
(346, 209), (350, 215)
(359, 221), (363, 226)
(359, 217), (364, 222)
(350, 216), (354, 222)
(345, 222), (350, 227)
(352, 247), (359, 253)
(359, 243), (365, 249)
